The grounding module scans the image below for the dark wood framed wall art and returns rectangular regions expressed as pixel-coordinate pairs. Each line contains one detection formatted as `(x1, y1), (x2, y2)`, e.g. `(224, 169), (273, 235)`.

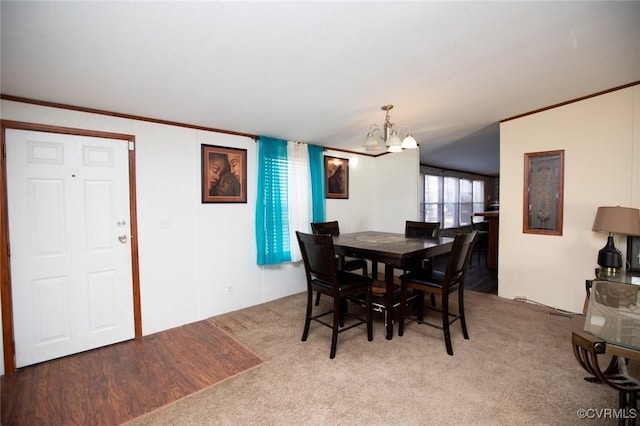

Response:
(324, 156), (349, 199)
(523, 150), (565, 236)
(201, 144), (247, 203)
(627, 236), (640, 273)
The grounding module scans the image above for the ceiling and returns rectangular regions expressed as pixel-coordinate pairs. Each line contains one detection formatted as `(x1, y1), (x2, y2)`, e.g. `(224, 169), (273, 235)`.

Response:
(2, 2), (639, 177)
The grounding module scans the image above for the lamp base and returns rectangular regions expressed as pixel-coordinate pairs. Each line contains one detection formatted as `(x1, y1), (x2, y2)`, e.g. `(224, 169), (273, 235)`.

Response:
(597, 234), (622, 273)
(598, 266), (621, 276)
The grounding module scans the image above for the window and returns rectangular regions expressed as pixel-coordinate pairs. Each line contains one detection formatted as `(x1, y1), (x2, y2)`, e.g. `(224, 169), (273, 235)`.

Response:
(472, 180), (485, 222)
(423, 175), (442, 223)
(423, 174), (485, 228)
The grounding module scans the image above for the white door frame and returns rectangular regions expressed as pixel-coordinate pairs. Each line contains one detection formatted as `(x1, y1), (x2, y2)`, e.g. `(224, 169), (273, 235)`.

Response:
(0, 120), (142, 373)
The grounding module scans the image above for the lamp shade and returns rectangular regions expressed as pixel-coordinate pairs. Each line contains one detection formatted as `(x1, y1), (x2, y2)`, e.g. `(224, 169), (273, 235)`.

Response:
(386, 130), (403, 152)
(592, 206), (640, 236)
(362, 131), (381, 151)
(401, 134), (418, 149)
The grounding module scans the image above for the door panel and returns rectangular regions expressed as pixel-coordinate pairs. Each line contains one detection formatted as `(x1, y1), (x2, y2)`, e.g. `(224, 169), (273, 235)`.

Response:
(6, 129), (134, 367)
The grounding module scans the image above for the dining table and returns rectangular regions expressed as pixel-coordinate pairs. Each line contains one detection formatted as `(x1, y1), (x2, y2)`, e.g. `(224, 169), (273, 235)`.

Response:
(332, 231), (454, 340)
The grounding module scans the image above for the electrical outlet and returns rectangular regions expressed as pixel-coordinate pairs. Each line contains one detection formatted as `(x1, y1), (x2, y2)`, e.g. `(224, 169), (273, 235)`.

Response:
(226, 285), (233, 295)
(159, 217), (171, 229)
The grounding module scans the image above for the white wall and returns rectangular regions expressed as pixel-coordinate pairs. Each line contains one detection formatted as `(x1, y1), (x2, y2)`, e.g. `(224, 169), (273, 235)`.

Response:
(372, 148), (421, 232)
(324, 147), (420, 233)
(499, 85), (640, 313)
(0, 100), (420, 373)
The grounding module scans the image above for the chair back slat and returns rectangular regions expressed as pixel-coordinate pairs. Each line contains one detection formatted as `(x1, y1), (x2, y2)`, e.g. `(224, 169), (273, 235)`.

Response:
(311, 221), (340, 236)
(296, 231), (339, 284)
(405, 221), (440, 238)
(444, 231), (477, 289)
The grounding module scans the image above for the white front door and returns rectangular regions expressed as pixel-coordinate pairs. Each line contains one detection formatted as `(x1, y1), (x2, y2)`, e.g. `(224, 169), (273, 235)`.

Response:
(6, 129), (134, 368)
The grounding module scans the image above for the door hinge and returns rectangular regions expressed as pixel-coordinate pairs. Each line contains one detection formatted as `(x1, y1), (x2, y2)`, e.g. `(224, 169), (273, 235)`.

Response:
(128, 141), (135, 151)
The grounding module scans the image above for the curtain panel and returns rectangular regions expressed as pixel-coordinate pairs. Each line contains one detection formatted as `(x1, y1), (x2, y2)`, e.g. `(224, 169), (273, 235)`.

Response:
(255, 136), (325, 265)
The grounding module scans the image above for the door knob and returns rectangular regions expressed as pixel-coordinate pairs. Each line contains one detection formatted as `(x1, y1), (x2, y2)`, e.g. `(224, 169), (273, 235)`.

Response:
(118, 235), (128, 244)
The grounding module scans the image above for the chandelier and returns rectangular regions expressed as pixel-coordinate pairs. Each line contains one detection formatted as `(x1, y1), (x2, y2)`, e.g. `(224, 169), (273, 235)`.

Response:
(362, 104), (418, 152)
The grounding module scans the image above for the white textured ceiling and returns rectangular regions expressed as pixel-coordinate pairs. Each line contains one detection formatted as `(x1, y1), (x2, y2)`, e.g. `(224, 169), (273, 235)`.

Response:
(2, 1), (639, 176)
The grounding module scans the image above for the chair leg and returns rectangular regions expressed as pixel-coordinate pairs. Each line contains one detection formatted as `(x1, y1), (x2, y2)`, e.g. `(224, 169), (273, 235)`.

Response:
(417, 293), (427, 323)
(315, 292), (321, 306)
(339, 299), (347, 327)
(398, 283), (407, 336)
(458, 289), (469, 340)
(412, 290), (424, 323)
(441, 292), (453, 356)
(330, 296), (340, 359)
(302, 290), (313, 342)
(366, 287), (373, 341)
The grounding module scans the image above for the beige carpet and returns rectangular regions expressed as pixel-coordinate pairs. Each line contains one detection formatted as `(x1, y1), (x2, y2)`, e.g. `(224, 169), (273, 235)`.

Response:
(129, 291), (622, 425)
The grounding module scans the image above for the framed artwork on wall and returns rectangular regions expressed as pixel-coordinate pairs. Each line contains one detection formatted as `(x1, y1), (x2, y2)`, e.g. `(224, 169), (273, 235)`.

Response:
(201, 144), (247, 203)
(324, 156), (349, 199)
(523, 150), (564, 236)
(627, 236), (640, 273)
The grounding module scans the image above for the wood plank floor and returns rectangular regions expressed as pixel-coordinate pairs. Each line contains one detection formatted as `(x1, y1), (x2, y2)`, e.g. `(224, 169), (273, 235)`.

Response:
(432, 249), (498, 294)
(464, 254), (498, 294)
(1, 319), (264, 425)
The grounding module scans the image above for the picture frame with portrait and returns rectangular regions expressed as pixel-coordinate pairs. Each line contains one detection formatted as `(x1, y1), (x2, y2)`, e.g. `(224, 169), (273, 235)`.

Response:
(324, 156), (349, 199)
(627, 236), (640, 273)
(201, 144), (247, 203)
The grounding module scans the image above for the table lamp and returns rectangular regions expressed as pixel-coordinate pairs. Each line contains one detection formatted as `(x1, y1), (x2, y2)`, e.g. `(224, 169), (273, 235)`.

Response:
(592, 206), (640, 274)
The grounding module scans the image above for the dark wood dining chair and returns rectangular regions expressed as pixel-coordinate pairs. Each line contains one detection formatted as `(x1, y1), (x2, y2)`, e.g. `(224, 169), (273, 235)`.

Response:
(296, 231), (373, 359)
(404, 220), (441, 278)
(398, 230), (477, 355)
(311, 221), (368, 306)
(470, 217), (488, 266)
(405, 220), (440, 238)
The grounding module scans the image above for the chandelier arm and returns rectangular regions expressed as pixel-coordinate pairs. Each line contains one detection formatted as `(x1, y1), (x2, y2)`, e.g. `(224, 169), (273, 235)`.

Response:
(397, 125), (411, 138)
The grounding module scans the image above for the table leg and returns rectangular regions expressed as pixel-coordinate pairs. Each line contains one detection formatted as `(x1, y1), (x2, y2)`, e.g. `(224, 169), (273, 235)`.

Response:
(384, 264), (394, 340)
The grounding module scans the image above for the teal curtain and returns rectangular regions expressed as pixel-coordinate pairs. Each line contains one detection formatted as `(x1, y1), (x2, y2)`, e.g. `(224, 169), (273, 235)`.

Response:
(255, 137), (326, 266)
(256, 136), (291, 265)
(308, 144), (326, 223)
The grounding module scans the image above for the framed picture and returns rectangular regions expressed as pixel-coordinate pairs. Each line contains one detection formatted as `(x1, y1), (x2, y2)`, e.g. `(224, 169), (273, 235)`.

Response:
(201, 144), (247, 203)
(523, 150), (564, 236)
(627, 236), (640, 273)
(324, 156), (349, 199)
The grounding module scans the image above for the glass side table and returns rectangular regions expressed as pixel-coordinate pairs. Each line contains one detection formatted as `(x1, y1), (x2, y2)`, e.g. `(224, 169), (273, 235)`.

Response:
(585, 269), (640, 304)
(595, 268), (640, 285)
(573, 284), (640, 420)
(583, 280), (640, 351)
